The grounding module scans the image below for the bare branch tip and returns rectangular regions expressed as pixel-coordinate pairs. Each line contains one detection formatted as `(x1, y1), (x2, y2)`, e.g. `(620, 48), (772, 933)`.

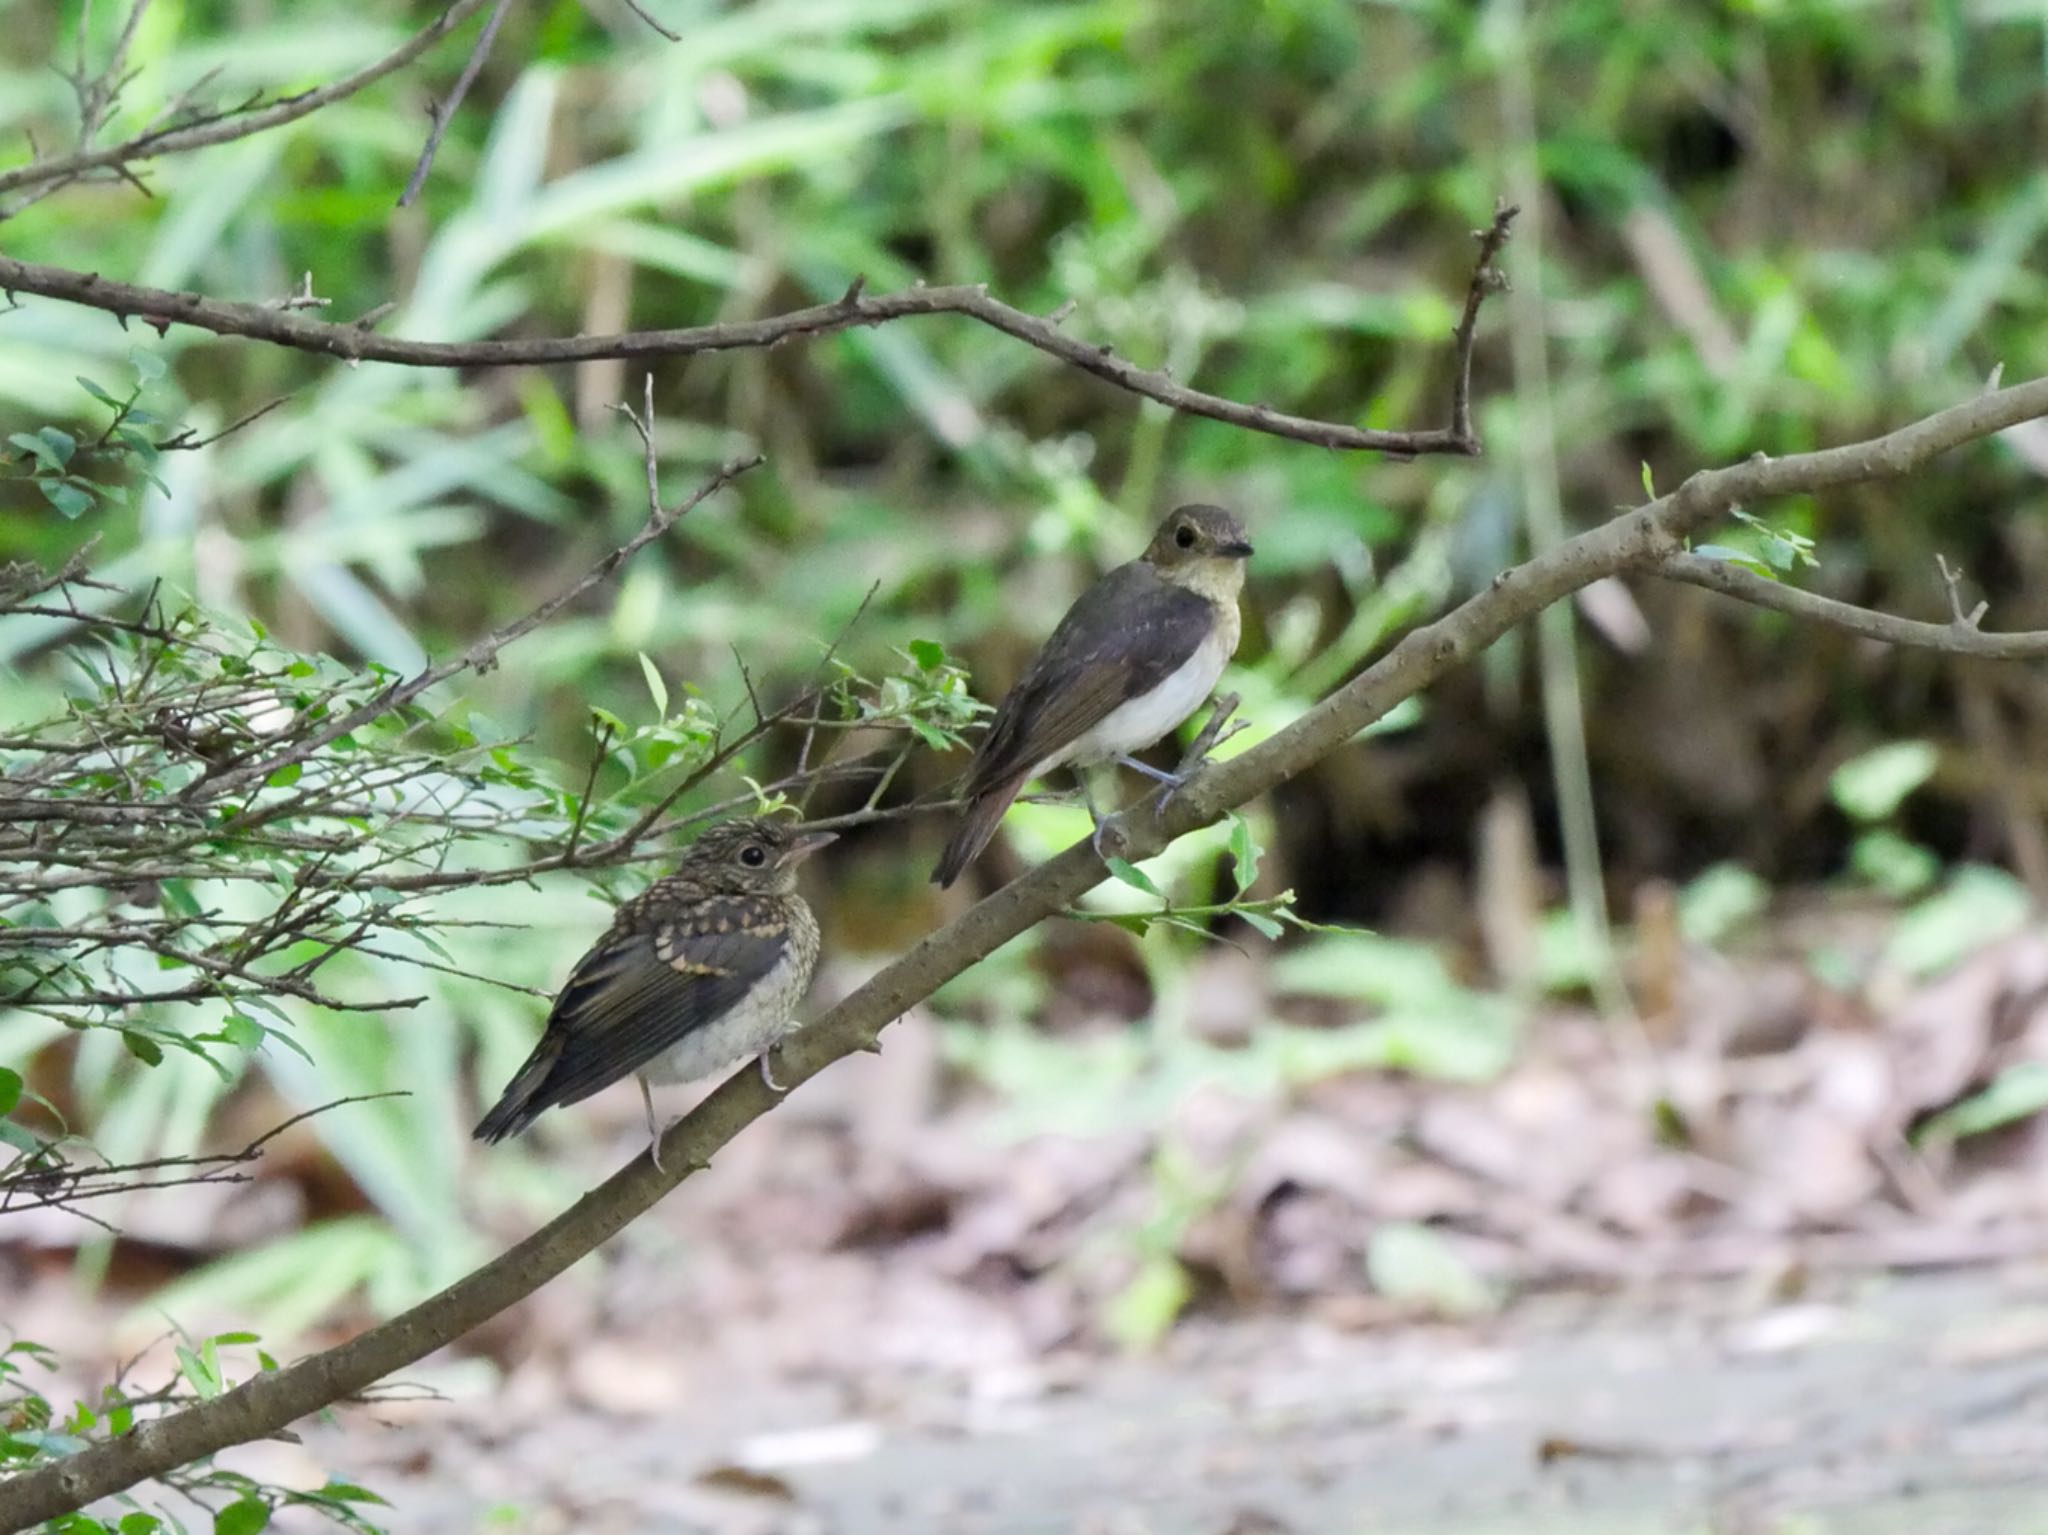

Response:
(616, 0), (683, 41)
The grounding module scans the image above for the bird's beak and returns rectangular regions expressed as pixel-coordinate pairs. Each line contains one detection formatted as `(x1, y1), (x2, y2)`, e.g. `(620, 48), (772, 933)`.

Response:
(781, 830), (838, 866)
(1220, 539), (1255, 559)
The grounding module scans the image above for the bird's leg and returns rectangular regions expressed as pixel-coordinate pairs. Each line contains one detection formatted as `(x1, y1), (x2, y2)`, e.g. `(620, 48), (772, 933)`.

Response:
(1114, 754), (1190, 817)
(1115, 754), (1193, 818)
(640, 1076), (668, 1174)
(1147, 694), (1248, 817)
(757, 1050), (788, 1093)
(1074, 769), (1120, 860)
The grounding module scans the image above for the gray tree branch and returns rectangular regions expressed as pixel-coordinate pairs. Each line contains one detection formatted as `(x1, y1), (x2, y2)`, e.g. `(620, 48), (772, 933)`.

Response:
(1656, 551), (2048, 659)
(0, 208), (1516, 457)
(0, 0), (497, 206)
(10, 371), (2048, 1532)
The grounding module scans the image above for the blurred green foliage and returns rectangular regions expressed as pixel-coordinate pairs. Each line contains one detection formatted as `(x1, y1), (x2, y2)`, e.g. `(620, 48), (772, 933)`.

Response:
(7, 0), (2043, 898)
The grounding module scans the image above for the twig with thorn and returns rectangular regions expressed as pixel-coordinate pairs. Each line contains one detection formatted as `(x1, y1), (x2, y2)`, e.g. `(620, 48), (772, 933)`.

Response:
(396, 0), (513, 208)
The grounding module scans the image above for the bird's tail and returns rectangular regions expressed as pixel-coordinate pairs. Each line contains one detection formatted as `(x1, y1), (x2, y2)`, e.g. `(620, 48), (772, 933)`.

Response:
(472, 1034), (564, 1144)
(932, 773), (1028, 888)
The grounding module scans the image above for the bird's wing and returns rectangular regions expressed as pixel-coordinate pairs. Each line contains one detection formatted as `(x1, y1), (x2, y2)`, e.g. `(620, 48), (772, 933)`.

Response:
(523, 896), (790, 1108)
(964, 561), (1215, 797)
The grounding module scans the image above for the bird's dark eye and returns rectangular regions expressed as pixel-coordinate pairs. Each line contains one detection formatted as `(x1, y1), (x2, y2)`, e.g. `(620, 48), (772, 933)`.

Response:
(1174, 524), (1196, 549)
(740, 844), (767, 867)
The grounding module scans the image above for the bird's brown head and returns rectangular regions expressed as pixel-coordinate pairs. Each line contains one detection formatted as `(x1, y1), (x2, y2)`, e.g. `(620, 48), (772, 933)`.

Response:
(683, 816), (837, 895)
(1141, 503), (1253, 596)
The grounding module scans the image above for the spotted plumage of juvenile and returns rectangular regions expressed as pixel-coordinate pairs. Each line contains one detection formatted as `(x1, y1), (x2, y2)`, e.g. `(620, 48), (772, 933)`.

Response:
(474, 817), (834, 1166)
(933, 504), (1254, 888)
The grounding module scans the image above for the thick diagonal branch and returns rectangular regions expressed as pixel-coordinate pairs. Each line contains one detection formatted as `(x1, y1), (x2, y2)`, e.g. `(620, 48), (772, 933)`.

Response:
(11, 373), (2048, 1533)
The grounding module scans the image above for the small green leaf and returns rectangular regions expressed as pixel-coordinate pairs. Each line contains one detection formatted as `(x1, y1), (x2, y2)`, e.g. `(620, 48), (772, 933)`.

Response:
(1639, 461), (1656, 499)
(1104, 857), (1162, 897)
(1366, 1223), (1498, 1317)
(174, 1344), (220, 1399)
(1676, 862), (1770, 945)
(315, 1483), (390, 1506)
(1239, 910), (1283, 940)
(128, 347), (166, 382)
(0, 1067), (20, 1117)
(1830, 741), (1939, 823)
(264, 762), (302, 789)
(637, 652), (668, 718)
(1918, 1063), (2048, 1146)
(1103, 1254), (1192, 1349)
(1226, 813), (1260, 891)
(212, 1498), (269, 1535)
(1691, 543), (1771, 573)
(1652, 1097), (1690, 1146)
(1885, 865), (2031, 977)
(119, 1513), (162, 1535)
(42, 480), (95, 521)
(36, 427), (76, 466)
(907, 638), (945, 671)
(77, 376), (121, 407)
(120, 1031), (163, 1067)
(0, 1120), (43, 1153)
(1850, 829), (1939, 899)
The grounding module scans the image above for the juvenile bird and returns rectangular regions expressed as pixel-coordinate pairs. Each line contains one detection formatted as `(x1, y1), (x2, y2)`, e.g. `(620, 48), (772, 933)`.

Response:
(474, 817), (834, 1166)
(932, 503), (1253, 888)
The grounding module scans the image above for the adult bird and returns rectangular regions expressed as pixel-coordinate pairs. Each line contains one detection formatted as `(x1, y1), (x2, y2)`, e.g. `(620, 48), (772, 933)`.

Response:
(474, 816), (834, 1167)
(932, 503), (1253, 888)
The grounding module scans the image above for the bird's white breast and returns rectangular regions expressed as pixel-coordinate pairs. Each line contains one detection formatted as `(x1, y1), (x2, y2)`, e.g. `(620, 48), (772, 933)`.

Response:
(639, 945), (809, 1086)
(1052, 621), (1234, 773)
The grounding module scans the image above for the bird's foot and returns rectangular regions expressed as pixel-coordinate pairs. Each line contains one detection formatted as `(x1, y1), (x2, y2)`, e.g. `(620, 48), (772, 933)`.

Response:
(1090, 809), (1132, 862)
(757, 1050), (788, 1094)
(1112, 755), (1190, 818)
(1156, 695), (1250, 817)
(1114, 754), (1187, 788)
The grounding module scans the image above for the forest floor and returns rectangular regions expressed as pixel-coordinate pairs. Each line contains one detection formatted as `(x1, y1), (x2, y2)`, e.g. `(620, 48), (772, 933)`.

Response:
(295, 1265), (2048, 1534)
(15, 904), (2048, 1532)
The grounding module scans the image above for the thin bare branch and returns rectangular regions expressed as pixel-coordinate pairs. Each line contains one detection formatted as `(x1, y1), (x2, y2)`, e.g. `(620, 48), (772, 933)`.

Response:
(0, 0), (497, 205)
(192, 454), (761, 800)
(156, 395), (292, 453)
(1656, 552), (2048, 660)
(597, 0), (681, 43)
(1935, 551), (1990, 630)
(1448, 200), (1520, 446)
(1, 1093), (401, 1219)
(0, 225), (1517, 456)
(395, 0), (514, 209)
